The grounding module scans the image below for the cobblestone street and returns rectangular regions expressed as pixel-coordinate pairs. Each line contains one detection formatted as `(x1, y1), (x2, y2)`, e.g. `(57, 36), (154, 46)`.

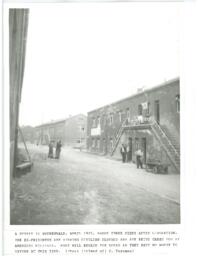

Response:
(11, 145), (180, 225)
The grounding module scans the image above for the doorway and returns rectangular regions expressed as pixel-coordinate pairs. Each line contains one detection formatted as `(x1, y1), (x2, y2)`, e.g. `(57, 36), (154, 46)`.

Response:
(141, 138), (147, 164)
(127, 137), (132, 162)
(103, 138), (107, 154)
(154, 100), (160, 124)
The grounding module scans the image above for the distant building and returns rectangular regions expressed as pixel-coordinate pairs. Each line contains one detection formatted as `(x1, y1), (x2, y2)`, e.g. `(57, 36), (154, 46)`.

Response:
(35, 114), (87, 148)
(19, 126), (35, 144)
(87, 78), (180, 173)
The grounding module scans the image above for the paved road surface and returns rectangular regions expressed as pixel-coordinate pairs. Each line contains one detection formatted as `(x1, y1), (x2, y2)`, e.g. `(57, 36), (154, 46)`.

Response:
(11, 145), (180, 224)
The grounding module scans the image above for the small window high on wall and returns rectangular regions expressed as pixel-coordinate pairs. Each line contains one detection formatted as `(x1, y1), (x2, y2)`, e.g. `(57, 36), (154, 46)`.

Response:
(97, 116), (101, 126)
(126, 108), (130, 121)
(109, 114), (114, 125)
(146, 102), (150, 116)
(138, 104), (143, 115)
(92, 118), (96, 127)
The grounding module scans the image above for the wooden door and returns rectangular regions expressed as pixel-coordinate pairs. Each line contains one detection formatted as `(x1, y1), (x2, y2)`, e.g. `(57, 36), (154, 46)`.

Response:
(154, 100), (160, 124)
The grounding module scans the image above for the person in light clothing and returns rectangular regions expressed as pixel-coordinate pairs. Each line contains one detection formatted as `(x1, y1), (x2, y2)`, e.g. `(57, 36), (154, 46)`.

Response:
(120, 144), (127, 163)
(135, 148), (143, 169)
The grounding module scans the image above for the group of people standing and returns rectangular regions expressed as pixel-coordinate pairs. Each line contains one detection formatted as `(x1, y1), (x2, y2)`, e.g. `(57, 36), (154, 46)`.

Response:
(120, 143), (143, 169)
(48, 140), (62, 159)
(120, 143), (132, 163)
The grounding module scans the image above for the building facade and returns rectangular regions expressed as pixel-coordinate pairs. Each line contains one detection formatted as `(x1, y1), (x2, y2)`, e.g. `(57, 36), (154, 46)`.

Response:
(10, 9), (29, 178)
(35, 114), (87, 148)
(87, 78), (180, 173)
(19, 126), (36, 144)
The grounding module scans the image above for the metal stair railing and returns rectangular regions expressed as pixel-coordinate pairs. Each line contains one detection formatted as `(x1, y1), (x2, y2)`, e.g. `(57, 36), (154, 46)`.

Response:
(151, 119), (179, 158)
(151, 126), (180, 171)
(160, 125), (180, 151)
(150, 119), (180, 171)
(110, 117), (153, 156)
(110, 119), (127, 156)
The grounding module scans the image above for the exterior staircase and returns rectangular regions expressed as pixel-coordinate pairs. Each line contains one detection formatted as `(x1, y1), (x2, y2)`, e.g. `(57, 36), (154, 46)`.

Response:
(160, 125), (180, 155)
(110, 118), (151, 156)
(110, 117), (180, 172)
(151, 121), (180, 172)
(110, 119), (127, 156)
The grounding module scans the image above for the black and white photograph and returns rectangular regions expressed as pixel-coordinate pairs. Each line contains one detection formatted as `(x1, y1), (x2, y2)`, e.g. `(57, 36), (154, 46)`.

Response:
(9, 2), (181, 225)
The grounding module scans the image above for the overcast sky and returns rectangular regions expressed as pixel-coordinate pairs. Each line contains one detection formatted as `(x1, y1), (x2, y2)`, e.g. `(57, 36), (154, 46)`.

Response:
(18, 2), (181, 126)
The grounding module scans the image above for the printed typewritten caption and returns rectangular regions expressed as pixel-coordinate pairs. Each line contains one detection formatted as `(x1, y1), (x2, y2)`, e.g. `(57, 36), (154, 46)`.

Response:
(12, 230), (179, 255)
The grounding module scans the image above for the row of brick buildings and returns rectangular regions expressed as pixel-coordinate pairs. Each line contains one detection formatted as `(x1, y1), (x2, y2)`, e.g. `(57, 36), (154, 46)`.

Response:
(9, 9), (180, 178)
(87, 78), (180, 173)
(34, 114), (87, 148)
(31, 78), (180, 173)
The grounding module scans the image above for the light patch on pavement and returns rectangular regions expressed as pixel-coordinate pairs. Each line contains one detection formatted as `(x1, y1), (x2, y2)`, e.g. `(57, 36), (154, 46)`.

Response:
(83, 191), (101, 224)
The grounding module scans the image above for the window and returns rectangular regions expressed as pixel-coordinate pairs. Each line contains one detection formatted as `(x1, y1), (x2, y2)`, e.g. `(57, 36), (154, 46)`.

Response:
(103, 138), (106, 152)
(97, 138), (100, 149)
(138, 104), (143, 115)
(103, 115), (106, 126)
(135, 138), (139, 150)
(154, 100), (160, 124)
(97, 116), (101, 126)
(126, 108), (130, 121)
(92, 138), (95, 147)
(176, 94), (180, 113)
(109, 113), (114, 125)
(92, 118), (96, 127)
(49, 127), (55, 137)
(56, 126), (63, 137)
(146, 102), (150, 116)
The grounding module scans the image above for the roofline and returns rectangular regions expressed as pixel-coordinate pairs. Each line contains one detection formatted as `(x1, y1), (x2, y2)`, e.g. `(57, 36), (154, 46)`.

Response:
(88, 77), (180, 115)
(35, 119), (66, 128)
(35, 113), (87, 128)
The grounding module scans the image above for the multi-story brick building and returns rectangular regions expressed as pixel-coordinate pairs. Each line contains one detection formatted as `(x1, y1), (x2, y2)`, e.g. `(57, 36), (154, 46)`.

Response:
(35, 114), (87, 148)
(87, 78), (180, 173)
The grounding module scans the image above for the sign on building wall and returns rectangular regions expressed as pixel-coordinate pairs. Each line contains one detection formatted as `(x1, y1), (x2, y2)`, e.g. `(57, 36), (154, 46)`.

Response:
(91, 126), (101, 136)
(142, 102), (148, 110)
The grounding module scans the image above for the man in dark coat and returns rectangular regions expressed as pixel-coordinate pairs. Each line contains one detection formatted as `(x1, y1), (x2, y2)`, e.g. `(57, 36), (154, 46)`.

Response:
(55, 140), (62, 159)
